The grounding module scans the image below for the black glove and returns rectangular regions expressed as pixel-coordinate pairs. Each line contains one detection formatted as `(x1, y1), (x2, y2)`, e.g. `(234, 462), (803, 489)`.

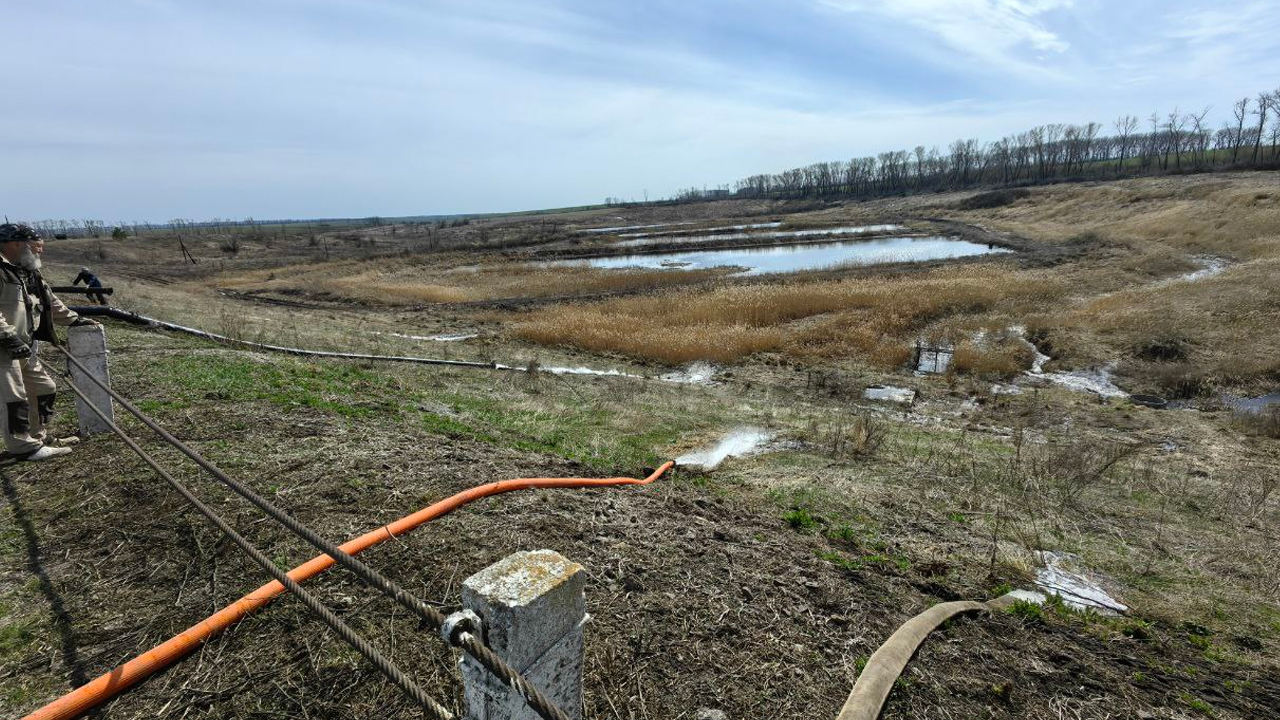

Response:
(1, 336), (31, 359)
(69, 317), (99, 328)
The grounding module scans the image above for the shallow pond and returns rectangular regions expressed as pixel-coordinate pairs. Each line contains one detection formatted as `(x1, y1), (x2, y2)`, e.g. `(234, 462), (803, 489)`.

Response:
(618, 223), (904, 247)
(554, 236), (1007, 275)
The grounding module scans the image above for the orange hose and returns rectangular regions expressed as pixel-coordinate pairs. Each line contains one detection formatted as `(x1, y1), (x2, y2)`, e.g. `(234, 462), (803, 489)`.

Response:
(24, 462), (675, 720)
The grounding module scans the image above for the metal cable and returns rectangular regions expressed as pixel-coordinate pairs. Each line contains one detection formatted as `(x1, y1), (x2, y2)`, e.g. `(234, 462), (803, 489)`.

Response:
(58, 375), (455, 720)
(57, 346), (574, 720)
(70, 306), (498, 369)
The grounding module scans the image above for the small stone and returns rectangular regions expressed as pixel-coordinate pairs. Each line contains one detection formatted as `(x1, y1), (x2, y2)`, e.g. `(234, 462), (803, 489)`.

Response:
(697, 710), (728, 720)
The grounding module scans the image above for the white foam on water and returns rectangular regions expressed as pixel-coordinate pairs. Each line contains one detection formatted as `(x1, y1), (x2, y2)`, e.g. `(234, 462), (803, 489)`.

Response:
(675, 427), (774, 470)
(493, 363), (641, 378)
(1035, 365), (1128, 398)
(1035, 551), (1128, 614)
(1007, 326), (1127, 398)
(542, 366), (640, 377)
(863, 385), (915, 404)
(661, 362), (719, 385)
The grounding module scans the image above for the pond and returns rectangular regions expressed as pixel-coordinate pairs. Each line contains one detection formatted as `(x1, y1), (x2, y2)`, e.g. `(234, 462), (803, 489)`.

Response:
(552, 236), (1007, 275)
(617, 223), (905, 247)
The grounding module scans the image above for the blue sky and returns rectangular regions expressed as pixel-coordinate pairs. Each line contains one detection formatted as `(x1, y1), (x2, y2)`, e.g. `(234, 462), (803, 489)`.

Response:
(2, 0), (1277, 221)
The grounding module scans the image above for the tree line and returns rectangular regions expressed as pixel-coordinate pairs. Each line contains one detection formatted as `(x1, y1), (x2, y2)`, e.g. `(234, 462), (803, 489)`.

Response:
(674, 88), (1280, 202)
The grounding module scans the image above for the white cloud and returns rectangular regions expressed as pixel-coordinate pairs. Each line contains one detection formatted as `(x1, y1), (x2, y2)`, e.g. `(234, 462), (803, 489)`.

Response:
(818, 0), (1074, 73)
(2, 0), (1278, 220)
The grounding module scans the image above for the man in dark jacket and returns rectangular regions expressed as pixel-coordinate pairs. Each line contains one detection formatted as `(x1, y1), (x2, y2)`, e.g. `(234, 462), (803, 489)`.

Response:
(72, 266), (107, 305)
(0, 224), (97, 461)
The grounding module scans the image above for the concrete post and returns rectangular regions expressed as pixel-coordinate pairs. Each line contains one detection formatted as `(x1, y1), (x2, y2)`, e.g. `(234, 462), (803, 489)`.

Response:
(460, 550), (586, 720)
(66, 324), (114, 436)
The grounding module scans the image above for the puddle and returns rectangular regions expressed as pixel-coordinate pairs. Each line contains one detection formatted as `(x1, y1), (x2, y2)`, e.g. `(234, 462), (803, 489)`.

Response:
(619, 222), (783, 239)
(553, 237), (1006, 275)
(1230, 391), (1280, 414)
(661, 362), (719, 385)
(579, 222), (694, 234)
(617, 223), (906, 247)
(1035, 551), (1128, 614)
(863, 385), (915, 404)
(675, 427), (773, 471)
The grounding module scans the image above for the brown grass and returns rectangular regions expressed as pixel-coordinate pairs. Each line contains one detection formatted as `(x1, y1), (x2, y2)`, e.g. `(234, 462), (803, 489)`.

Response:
(216, 261), (732, 305)
(515, 266), (1067, 365)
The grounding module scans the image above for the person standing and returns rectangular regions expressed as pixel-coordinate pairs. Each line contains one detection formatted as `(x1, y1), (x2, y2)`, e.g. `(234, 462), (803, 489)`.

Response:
(0, 224), (97, 461)
(72, 265), (108, 305)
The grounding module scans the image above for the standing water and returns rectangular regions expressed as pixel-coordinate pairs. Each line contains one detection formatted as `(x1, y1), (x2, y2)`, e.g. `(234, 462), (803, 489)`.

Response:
(552, 236), (1006, 275)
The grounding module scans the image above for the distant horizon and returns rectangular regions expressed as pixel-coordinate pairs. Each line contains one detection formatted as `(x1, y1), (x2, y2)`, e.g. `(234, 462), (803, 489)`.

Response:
(4, 1), (1278, 221)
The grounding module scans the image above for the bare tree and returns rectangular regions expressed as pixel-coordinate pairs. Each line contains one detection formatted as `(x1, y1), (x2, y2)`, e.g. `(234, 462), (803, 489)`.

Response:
(1231, 97), (1250, 163)
(1188, 106), (1211, 168)
(1113, 115), (1139, 174)
(1252, 92), (1272, 163)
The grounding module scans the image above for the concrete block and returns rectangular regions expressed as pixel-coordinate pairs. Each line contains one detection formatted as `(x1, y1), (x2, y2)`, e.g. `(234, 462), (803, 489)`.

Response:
(66, 324), (113, 436)
(460, 549), (585, 720)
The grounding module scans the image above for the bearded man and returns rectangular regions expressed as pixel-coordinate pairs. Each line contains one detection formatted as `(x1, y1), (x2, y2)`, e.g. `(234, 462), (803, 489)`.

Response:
(0, 223), (98, 461)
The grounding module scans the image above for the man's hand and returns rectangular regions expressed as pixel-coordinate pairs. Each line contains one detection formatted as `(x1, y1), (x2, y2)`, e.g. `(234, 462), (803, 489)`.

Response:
(69, 317), (100, 328)
(1, 336), (31, 359)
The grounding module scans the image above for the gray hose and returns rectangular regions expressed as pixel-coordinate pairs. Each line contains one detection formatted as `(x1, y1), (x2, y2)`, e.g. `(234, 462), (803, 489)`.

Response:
(71, 306), (498, 369)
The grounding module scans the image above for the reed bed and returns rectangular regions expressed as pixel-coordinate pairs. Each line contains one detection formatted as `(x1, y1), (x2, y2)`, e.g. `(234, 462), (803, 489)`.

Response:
(515, 266), (1067, 365)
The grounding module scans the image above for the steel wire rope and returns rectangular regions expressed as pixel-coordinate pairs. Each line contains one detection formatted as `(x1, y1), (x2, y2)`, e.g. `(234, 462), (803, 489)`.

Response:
(56, 345), (573, 720)
(57, 375), (456, 720)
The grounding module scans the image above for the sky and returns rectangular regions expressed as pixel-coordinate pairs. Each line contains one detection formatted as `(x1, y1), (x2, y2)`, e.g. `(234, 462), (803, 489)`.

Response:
(2, 0), (1278, 222)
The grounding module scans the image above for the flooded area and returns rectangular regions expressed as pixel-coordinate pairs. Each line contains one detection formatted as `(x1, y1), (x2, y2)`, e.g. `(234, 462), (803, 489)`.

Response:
(555, 236), (1007, 275)
(617, 223), (905, 247)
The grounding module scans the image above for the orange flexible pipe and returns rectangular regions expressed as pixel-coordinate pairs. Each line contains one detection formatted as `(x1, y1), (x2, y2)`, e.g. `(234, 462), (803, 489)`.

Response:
(24, 462), (675, 720)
